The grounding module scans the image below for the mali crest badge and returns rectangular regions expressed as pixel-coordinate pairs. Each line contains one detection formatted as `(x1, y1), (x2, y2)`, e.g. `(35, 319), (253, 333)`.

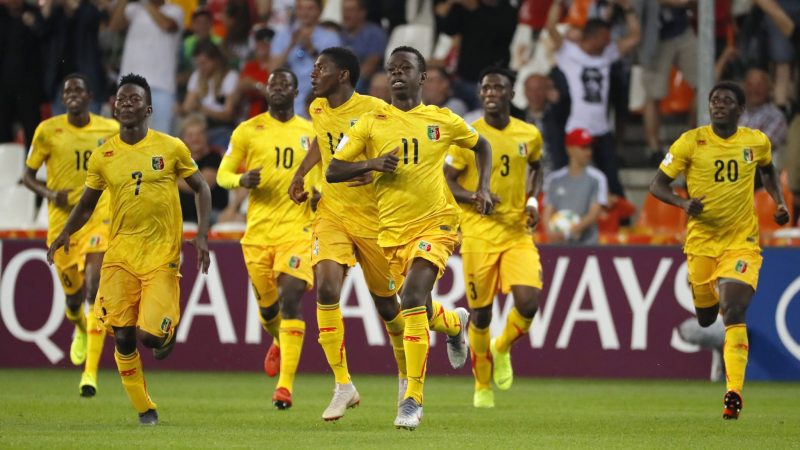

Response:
(427, 125), (440, 141)
(152, 155), (165, 170)
(743, 148), (754, 163)
(519, 143), (528, 156)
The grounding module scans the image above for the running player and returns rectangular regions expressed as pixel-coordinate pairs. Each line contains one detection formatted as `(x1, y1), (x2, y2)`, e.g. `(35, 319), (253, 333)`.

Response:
(289, 47), (471, 421)
(445, 67), (544, 409)
(650, 81), (790, 419)
(23, 73), (118, 397)
(327, 46), (494, 430)
(217, 68), (315, 410)
(48, 73), (212, 426)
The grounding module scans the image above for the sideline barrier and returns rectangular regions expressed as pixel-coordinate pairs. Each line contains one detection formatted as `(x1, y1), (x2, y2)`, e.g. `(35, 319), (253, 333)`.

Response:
(1, 240), (798, 380)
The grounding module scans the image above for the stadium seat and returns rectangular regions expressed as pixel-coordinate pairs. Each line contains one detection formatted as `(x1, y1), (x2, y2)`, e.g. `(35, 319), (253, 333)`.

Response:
(0, 143), (26, 187)
(0, 183), (37, 229)
(385, 24), (434, 62)
(659, 68), (694, 116)
(754, 189), (790, 234)
(635, 192), (687, 244)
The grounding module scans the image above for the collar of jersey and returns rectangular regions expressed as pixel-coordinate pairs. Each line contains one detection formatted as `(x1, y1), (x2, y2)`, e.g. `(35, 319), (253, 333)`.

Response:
(706, 124), (741, 144)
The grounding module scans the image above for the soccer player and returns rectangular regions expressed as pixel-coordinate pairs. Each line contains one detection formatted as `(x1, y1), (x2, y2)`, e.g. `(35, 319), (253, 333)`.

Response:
(22, 73), (118, 397)
(444, 67), (543, 409)
(650, 81), (790, 420)
(47, 73), (212, 426)
(217, 68), (315, 411)
(289, 47), (471, 421)
(327, 46), (494, 430)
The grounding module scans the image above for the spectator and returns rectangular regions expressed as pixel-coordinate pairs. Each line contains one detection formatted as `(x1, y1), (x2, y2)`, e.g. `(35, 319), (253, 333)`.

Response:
(523, 72), (566, 172)
(234, 26), (274, 119)
(110, 0), (183, 133)
(269, 0), (341, 116)
(763, 0), (800, 110)
(367, 71), (391, 103)
(436, 0), (518, 109)
(546, 0), (640, 198)
(639, 0), (698, 160)
(223, 0), (252, 67)
(178, 115), (228, 224)
(741, 68), (788, 152)
(41, 0), (107, 115)
(264, 0), (295, 34)
(542, 129), (608, 245)
(182, 9), (222, 73)
(182, 39), (239, 148)
(423, 66), (469, 116)
(340, 0), (387, 93)
(0, 0), (45, 148)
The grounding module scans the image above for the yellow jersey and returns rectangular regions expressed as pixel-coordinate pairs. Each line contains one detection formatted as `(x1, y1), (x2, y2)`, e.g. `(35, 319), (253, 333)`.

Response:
(334, 103), (479, 247)
(660, 125), (771, 256)
(448, 116), (542, 252)
(26, 114), (119, 244)
(219, 113), (315, 245)
(85, 130), (198, 275)
(309, 93), (385, 237)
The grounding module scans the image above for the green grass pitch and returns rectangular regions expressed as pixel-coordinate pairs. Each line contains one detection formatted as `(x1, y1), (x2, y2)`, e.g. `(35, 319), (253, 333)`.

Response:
(1, 369), (798, 449)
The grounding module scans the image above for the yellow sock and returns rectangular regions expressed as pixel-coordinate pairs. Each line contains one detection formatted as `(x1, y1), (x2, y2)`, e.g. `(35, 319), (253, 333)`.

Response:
(65, 306), (87, 333)
(495, 307), (533, 353)
(428, 300), (461, 337)
(384, 312), (407, 379)
(84, 310), (105, 379)
(277, 319), (305, 392)
(259, 312), (281, 347)
(469, 323), (491, 390)
(317, 303), (350, 384)
(402, 306), (429, 404)
(114, 350), (156, 413)
(724, 324), (749, 393)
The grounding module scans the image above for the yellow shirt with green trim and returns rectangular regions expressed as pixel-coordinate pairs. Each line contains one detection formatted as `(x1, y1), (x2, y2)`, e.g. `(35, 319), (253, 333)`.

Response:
(448, 116), (542, 253)
(220, 113), (315, 245)
(85, 130), (197, 275)
(659, 125), (771, 256)
(309, 93), (385, 238)
(26, 114), (119, 244)
(334, 103), (479, 247)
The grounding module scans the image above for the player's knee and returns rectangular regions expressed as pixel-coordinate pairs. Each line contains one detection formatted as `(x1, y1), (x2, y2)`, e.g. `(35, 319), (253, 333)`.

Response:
(516, 296), (540, 318)
(472, 307), (492, 329)
(279, 296), (302, 319)
(136, 329), (163, 349)
(259, 304), (279, 322)
(697, 313), (718, 328)
(400, 286), (427, 309)
(316, 281), (341, 305)
(65, 293), (83, 312)
(722, 306), (747, 326)
(373, 297), (400, 322)
(113, 328), (137, 354)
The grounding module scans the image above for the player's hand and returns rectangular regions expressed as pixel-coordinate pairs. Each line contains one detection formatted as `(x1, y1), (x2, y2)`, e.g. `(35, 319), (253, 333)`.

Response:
(347, 171), (374, 187)
(239, 167), (262, 189)
(775, 204), (790, 226)
(526, 206), (540, 229)
(49, 189), (70, 207)
(682, 195), (705, 217)
(473, 187), (494, 216)
(370, 148), (399, 173)
(188, 234), (211, 274)
(288, 174), (308, 204)
(47, 232), (70, 264)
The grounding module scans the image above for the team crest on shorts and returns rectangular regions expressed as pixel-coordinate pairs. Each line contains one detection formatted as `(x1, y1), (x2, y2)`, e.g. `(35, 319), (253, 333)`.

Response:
(151, 155), (165, 170)
(89, 236), (100, 247)
(518, 143), (528, 156)
(313, 237), (320, 256)
(289, 256), (301, 269)
(735, 260), (748, 273)
(427, 125), (440, 141)
(160, 317), (173, 333)
(418, 241), (432, 252)
(389, 279), (396, 291)
(743, 148), (754, 163)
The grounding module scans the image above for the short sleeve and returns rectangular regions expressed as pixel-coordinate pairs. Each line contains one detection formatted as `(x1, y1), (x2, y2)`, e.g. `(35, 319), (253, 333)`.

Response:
(187, 71), (199, 92)
(757, 131), (773, 167)
(446, 145), (469, 170)
(660, 133), (693, 178)
(26, 124), (49, 170)
(593, 170), (609, 207)
(448, 111), (479, 149)
(175, 140), (199, 178)
(527, 127), (543, 163)
(542, 173), (555, 207)
(221, 71), (239, 96)
(603, 42), (620, 63)
(85, 148), (106, 190)
(333, 116), (370, 162)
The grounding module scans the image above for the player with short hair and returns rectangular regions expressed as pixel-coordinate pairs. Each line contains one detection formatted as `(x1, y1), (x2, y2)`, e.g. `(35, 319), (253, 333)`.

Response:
(23, 73), (119, 397)
(650, 80), (790, 420)
(445, 66), (544, 409)
(48, 73), (212, 426)
(327, 46), (494, 430)
(218, 68), (316, 410)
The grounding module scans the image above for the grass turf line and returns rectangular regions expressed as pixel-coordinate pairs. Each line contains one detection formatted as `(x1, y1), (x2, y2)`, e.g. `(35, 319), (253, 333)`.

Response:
(0, 369), (798, 449)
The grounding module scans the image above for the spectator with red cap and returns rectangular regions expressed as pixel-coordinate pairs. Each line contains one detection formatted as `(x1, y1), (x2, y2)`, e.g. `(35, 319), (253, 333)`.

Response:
(542, 128), (609, 244)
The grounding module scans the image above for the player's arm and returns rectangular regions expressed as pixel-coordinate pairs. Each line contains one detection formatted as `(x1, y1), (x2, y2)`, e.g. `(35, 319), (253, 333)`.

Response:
(142, 0), (179, 32)
(217, 131), (262, 190)
(184, 171), (212, 273)
(327, 148), (399, 182)
(758, 162), (790, 225)
(649, 170), (705, 217)
(21, 167), (70, 207)
(752, 0), (795, 38)
(108, 0), (128, 31)
(614, 0), (641, 56)
(545, 0), (565, 51)
(469, 135), (494, 215)
(443, 164), (472, 203)
(570, 201), (603, 239)
(526, 160), (543, 227)
(289, 137), (321, 204)
(47, 187), (102, 264)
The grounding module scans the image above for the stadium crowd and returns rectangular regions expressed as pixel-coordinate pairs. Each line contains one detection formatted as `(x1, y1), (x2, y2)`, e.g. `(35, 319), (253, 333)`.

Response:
(2, 0), (800, 237)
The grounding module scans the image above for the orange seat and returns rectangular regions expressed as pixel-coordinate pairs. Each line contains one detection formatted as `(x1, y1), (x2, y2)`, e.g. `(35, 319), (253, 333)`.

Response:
(636, 192), (687, 242)
(754, 189), (790, 233)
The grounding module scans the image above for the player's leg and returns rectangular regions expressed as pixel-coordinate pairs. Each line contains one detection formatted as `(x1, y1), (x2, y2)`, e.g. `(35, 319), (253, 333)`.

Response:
(462, 251), (499, 408)
(273, 273), (308, 410)
(242, 244), (281, 376)
(687, 254), (721, 327)
(718, 280), (754, 420)
(55, 248), (88, 365)
(79, 251), (105, 397)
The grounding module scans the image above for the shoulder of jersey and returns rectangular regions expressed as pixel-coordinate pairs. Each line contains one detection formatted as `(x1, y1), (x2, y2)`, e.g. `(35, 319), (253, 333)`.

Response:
(739, 126), (769, 143)
(509, 116), (538, 133)
(39, 114), (67, 131)
(310, 97), (328, 115)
